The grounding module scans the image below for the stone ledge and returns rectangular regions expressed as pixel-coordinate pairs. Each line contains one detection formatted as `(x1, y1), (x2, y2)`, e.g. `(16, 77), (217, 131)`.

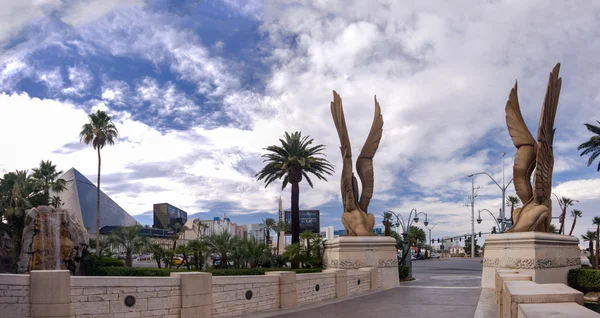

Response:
(296, 272), (335, 280)
(518, 302), (600, 317)
(212, 275), (279, 285)
(0, 274), (30, 285)
(71, 277), (180, 287)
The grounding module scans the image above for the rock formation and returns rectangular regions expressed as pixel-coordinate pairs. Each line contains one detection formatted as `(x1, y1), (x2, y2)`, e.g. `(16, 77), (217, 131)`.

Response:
(18, 206), (88, 274)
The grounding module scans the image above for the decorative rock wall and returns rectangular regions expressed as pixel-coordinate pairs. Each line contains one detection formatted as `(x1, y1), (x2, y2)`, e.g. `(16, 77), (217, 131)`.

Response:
(0, 274), (30, 317)
(70, 277), (181, 318)
(211, 276), (279, 317)
(347, 271), (371, 295)
(296, 272), (336, 305)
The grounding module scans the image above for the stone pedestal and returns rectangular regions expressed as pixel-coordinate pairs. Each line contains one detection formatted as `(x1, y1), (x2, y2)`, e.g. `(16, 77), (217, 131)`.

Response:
(482, 232), (580, 289)
(323, 236), (399, 289)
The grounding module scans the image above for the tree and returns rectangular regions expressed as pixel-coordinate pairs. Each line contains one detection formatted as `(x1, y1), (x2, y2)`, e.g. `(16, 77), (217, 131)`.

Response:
(300, 230), (315, 260)
(382, 211), (393, 236)
(582, 231), (597, 269)
(506, 195), (520, 224)
(283, 243), (302, 268)
(594, 216), (600, 270)
(80, 110), (119, 256)
(568, 209), (582, 236)
(261, 218), (276, 246)
(174, 244), (192, 270)
(577, 120), (600, 171)
(187, 239), (207, 270)
(107, 225), (145, 267)
(146, 244), (165, 268)
(256, 132), (334, 268)
(242, 237), (271, 268)
(548, 223), (559, 234)
(50, 196), (63, 208)
(553, 196), (576, 234)
(398, 226), (426, 265)
(205, 231), (238, 269)
(464, 238), (481, 257)
(31, 160), (66, 205)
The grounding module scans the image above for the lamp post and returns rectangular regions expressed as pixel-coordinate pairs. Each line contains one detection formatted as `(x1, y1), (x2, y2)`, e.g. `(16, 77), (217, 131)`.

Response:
(477, 208), (504, 233)
(468, 153), (514, 233)
(425, 224), (436, 258)
(385, 209), (426, 279)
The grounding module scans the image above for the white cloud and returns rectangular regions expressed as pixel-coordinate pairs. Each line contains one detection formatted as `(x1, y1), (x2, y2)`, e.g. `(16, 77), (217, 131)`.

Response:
(62, 66), (93, 96)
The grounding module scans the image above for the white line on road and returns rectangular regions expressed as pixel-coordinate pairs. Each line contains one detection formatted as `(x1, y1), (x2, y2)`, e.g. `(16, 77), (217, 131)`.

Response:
(398, 285), (481, 289)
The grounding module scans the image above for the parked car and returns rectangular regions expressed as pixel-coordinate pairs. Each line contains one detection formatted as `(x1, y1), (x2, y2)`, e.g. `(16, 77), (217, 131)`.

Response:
(172, 257), (184, 266)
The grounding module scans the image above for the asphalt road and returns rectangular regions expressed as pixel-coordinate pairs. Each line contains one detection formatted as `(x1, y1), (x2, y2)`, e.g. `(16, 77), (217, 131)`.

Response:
(267, 258), (483, 318)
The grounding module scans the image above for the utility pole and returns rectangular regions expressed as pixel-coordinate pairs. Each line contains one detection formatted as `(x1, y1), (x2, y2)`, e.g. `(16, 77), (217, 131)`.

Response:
(467, 178), (479, 258)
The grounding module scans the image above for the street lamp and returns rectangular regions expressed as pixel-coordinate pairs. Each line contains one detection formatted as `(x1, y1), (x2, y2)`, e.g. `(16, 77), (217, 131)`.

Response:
(385, 208), (428, 279)
(477, 208), (503, 231)
(468, 154), (514, 233)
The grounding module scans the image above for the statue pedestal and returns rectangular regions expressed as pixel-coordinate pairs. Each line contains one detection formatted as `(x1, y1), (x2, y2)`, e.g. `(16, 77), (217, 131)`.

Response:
(323, 236), (399, 289)
(481, 232), (580, 289)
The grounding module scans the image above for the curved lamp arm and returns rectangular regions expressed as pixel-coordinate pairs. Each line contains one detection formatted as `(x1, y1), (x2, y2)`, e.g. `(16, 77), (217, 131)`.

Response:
(478, 208), (501, 229)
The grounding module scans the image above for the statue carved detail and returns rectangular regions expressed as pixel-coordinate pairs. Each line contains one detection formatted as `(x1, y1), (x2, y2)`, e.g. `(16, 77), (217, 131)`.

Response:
(330, 91), (383, 236)
(505, 63), (562, 232)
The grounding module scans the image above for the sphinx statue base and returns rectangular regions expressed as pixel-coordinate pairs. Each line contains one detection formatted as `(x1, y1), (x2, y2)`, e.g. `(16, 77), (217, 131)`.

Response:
(481, 232), (580, 289)
(323, 236), (399, 290)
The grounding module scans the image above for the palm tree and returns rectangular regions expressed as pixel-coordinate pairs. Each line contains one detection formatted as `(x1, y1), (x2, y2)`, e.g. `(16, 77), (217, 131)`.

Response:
(568, 209), (582, 236)
(553, 195), (576, 234)
(577, 120), (600, 171)
(506, 195), (520, 224)
(147, 243), (165, 268)
(283, 243), (302, 268)
(399, 226), (426, 265)
(31, 160), (66, 205)
(205, 231), (238, 269)
(262, 218), (276, 246)
(187, 239), (207, 270)
(594, 216), (600, 270)
(548, 223), (559, 234)
(242, 237), (271, 268)
(300, 230), (315, 260)
(107, 225), (145, 267)
(382, 211), (393, 236)
(582, 231), (597, 269)
(256, 132), (334, 260)
(50, 196), (63, 208)
(80, 110), (119, 256)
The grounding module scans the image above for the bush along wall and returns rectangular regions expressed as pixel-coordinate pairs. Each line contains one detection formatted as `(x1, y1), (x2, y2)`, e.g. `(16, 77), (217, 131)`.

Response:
(87, 267), (323, 277)
(398, 265), (409, 280)
(568, 268), (600, 293)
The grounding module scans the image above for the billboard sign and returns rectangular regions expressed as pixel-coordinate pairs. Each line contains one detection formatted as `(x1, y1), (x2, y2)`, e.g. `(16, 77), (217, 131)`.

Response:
(284, 210), (320, 234)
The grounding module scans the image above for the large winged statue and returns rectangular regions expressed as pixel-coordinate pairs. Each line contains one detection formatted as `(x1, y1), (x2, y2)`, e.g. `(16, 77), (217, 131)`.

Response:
(505, 63), (562, 232)
(330, 91), (383, 236)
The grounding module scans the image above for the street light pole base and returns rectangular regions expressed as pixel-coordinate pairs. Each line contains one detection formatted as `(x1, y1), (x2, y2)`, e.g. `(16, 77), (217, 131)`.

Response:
(481, 232), (580, 289)
(323, 236), (400, 290)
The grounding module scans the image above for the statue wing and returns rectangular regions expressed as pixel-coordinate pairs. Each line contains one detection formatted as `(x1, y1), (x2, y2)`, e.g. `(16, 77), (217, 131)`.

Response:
(534, 63), (562, 204)
(356, 95), (384, 212)
(331, 90), (357, 212)
(505, 81), (536, 204)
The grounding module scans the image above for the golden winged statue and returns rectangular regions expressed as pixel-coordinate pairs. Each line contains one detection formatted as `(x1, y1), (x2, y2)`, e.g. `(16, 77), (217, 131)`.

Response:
(330, 91), (383, 236)
(505, 63), (562, 232)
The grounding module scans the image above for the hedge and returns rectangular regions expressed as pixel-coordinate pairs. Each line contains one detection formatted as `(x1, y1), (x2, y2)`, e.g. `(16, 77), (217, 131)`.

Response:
(87, 267), (322, 277)
(398, 265), (409, 280)
(82, 255), (124, 269)
(568, 268), (600, 292)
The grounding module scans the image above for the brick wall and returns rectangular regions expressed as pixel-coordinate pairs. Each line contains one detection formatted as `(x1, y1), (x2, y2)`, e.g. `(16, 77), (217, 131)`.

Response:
(347, 270), (371, 295)
(296, 272), (336, 305)
(0, 274), (30, 318)
(211, 275), (279, 317)
(378, 268), (383, 289)
(70, 277), (181, 318)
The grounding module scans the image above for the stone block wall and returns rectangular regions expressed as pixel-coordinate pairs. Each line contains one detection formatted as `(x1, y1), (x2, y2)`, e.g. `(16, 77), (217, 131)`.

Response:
(0, 267), (383, 318)
(70, 276), (181, 318)
(211, 275), (279, 317)
(296, 272), (336, 305)
(347, 270), (370, 295)
(0, 274), (30, 318)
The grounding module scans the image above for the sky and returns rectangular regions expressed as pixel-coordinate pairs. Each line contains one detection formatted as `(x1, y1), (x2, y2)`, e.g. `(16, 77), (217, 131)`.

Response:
(0, 0), (599, 247)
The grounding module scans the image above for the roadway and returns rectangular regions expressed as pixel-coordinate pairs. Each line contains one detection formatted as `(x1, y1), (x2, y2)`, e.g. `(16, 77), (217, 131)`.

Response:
(265, 258), (483, 318)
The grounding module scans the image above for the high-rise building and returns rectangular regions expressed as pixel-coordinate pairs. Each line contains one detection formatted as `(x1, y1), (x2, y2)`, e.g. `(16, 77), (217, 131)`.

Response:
(319, 226), (335, 240)
(247, 223), (266, 243)
(153, 203), (188, 229)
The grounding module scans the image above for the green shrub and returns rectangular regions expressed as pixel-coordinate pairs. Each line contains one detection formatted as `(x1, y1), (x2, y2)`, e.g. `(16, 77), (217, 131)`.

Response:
(87, 267), (322, 277)
(568, 268), (600, 292)
(82, 254), (124, 271)
(398, 265), (409, 280)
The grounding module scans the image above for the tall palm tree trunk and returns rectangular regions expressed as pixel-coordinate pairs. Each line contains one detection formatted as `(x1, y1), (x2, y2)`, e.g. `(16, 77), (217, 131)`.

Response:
(558, 207), (566, 234)
(590, 240), (596, 269)
(569, 218), (577, 236)
(291, 182), (300, 269)
(125, 248), (132, 267)
(96, 147), (102, 256)
(594, 224), (600, 269)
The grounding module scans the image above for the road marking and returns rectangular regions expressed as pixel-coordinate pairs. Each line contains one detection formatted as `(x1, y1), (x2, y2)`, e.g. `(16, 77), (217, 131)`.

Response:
(398, 285), (481, 289)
